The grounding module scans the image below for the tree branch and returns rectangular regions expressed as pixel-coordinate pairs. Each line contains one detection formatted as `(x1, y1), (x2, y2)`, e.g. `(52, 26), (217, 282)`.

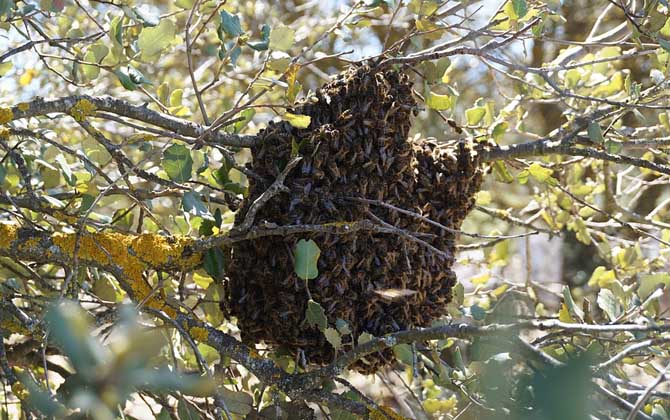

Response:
(6, 95), (259, 148)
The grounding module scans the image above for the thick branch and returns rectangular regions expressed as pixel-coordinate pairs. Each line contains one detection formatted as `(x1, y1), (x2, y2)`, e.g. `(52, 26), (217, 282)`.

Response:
(6, 95), (259, 148)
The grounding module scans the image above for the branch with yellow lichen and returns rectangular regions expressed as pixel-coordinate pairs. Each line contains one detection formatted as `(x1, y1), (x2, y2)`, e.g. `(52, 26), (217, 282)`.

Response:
(0, 223), (200, 317)
(0, 219), (423, 317)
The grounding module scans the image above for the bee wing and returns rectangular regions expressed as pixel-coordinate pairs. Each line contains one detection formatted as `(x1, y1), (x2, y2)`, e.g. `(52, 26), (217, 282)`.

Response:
(373, 288), (418, 301)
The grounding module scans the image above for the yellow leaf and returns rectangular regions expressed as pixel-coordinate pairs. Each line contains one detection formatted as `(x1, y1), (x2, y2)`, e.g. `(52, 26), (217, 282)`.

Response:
(19, 69), (38, 86)
(475, 191), (492, 205)
(425, 91), (453, 111)
(284, 112), (311, 128)
(470, 273), (491, 286)
(558, 303), (573, 323)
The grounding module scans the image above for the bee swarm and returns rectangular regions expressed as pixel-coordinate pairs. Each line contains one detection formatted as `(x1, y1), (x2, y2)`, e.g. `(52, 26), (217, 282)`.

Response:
(224, 65), (483, 373)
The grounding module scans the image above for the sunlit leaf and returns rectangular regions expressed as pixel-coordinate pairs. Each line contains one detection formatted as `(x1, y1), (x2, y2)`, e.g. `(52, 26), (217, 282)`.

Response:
(269, 24), (295, 51)
(138, 19), (176, 61)
(285, 112), (311, 129)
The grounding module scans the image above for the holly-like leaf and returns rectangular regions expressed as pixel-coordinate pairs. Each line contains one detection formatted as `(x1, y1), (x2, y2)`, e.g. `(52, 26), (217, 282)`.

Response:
(597, 289), (622, 321)
(248, 24), (271, 51)
(305, 299), (327, 330)
(294, 239), (320, 280)
(324, 327), (342, 350)
(269, 24), (295, 51)
(219, 10), (244, 37)
(335, 318), (351, 335)
(587, 121), (604, 143)
(203, 248), (225, 281)
(182, 191), (209, 216)
(162, 144), (193, 182)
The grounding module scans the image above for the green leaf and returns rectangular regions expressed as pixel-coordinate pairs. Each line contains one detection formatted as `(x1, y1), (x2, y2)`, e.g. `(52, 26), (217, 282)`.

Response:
(324, 327), (342, 350)
(175, 0), (193, 9)
(512, 0), (528, 19)
(219, 10), (244, 37)
(470, 304), (487, 320)
(248, 24), (271, 51)
(465, 105), (486, 125)
(114, 67), (151, 90)
(425, 91), (453, 111)
(227, 108), (255, 133)
(335, 318), (351, 335)
(588, 266), (616, 288)
(109, 15), (124, 49)
(562, 285), (583, 321)
(128, 66), (151, 85)
(0, 0), (15, 17)
(638, 273), (670, 299)
(162, 144), (193, 182)
(305, 299), (327, 330)
(597, 289), (622, 321)
(606, 140), (623, 154)
(81, 44), (108, 80)
(45, 301), (106, 376)
(177, 399), (200, 420)
(182, 191), (209, 216)
(55, 154), (76, 186)
(138, 19), (176, 61)
(587, 121), (604, 143)
(285, 112), (311, 129)
(269, 25), (295, 51)
(0, 61), (13, 76)
(659, 38), (670, 53)
(79, 194), (95, 214)
(492, 161), (514, 183)
(393, 344), (413, 365)
(220, 388), (253, 416)
(358, 332), (374, 344)
(203, 248), (226, 281)
(491, 122), (508, 142)
(528, 163), (553, 183)
(422, 57), (450, 83)
(565, 69), (581, 88)
(294, 239), (320, 280)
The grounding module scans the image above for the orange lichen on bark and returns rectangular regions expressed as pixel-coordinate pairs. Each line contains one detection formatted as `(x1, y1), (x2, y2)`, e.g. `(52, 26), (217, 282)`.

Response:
(11, 381), (29, 401)
(0, 107), (13, 125)
(69, 99), (97, 121)
(189, 326), (209, 342)
(17, 236), (42, 253)
(0, 223), (18, 249)
(368, 406), (409, 420)
(50, 230), (201, 318)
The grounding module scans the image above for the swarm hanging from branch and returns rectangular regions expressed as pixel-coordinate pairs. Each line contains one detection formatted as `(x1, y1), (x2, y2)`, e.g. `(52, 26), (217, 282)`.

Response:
(224, 65), (483, 372)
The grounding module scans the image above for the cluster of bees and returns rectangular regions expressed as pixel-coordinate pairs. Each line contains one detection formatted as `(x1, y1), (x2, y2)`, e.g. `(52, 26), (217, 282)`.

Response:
(224, 65), (483, 372)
